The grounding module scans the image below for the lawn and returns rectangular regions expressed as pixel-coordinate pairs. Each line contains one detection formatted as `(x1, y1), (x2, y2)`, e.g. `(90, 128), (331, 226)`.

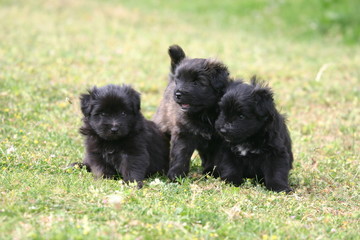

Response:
(0, 0), (359, 239)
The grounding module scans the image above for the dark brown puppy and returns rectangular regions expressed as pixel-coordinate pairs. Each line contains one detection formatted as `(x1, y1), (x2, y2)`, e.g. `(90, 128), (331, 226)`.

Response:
(75, 84), (169, 188)
(153, 45), (230, 180)
(214, 78), (293, 192)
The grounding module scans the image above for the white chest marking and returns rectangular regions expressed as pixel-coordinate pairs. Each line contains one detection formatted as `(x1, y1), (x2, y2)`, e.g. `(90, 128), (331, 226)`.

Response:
(234, 145), (261, 156)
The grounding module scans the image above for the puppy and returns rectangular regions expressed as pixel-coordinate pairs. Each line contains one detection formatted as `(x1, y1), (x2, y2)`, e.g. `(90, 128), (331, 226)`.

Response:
(153, 45), (230, 180)
(77, 84), (169, 188)
(214, 78), (293, 192)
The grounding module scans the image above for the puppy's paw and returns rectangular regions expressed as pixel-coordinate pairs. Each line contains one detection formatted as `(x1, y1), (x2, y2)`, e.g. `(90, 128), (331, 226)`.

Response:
(283, 187), (294, 194)
(268, 185), (293, 193)
(167, 169), (187, 182)
(65, 162), (91, 172)
(124, 179), (144, 189)
(276, 188), (293, 194)
(137, 181), (144, 189)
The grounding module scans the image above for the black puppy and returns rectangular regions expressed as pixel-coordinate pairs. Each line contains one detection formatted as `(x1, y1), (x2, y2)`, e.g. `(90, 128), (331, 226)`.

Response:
(153, 45), (230, 180)
(77, 84), (169, 188)
(214, 78), (293, 192)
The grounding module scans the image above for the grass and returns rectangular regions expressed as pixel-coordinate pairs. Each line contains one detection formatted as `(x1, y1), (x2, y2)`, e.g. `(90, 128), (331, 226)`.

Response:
(0, 0), (359, 239)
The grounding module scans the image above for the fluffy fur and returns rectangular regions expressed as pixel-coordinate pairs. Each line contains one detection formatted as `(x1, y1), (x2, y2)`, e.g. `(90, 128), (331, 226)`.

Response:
(153, 45), (230, 180)
(214, 77), (293, 192)
(77, 84), (169, 187)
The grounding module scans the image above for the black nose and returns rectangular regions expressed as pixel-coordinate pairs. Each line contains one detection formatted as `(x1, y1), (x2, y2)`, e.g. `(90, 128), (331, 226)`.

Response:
(175, 91), (182, 99)
(111, 127), (118, 133)
(219, 128), (227, 134)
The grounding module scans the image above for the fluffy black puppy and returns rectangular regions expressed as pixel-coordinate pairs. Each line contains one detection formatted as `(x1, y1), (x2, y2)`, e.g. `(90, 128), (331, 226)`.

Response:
(77, 84), (169, 188)
(153, 45), (230, 180)
(214, 78), (293, 192)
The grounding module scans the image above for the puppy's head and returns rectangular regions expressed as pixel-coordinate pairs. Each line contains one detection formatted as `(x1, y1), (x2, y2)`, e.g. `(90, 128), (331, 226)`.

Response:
(168, 45), (229, 113)
(215, 77), (276, 143)
(80, 84), (141, 140)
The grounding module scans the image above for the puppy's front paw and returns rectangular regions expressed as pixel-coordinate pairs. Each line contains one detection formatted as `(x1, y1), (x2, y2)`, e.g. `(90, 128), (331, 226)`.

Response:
(283, 187), (293, 194)
(125, 180), (144, 189)
(268, 185), (293, 193)
(65, 162), (91, 172)
(137, 181), (144, 189)
(167, 169), (187, 182)
(275, 187), (293, 194)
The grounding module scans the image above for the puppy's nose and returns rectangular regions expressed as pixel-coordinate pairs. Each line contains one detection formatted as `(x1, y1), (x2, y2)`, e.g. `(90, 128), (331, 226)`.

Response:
(175, 91), (182, 99)
(219, 128), (227, 134)
(111, 127), (119, 133)
(224, 123), (232, 129)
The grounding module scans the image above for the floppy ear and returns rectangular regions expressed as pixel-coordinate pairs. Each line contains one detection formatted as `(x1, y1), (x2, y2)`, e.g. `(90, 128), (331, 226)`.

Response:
(131, 91), (141, 113)
(251, 78), (276, 120)
(80, 87), (97, 116)
(209, 61), (230, 95)
(80, 94), (91, 116)
(168, 45), (186, 73)
(123, 85), (141, 113)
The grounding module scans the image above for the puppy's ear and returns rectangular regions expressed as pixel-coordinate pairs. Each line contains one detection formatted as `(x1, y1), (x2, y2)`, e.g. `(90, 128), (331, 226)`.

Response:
(251, 77), (275, 119)
(168, 45), (186, 73)
(131, 91), (141, 113)
(123, 85), (141, 113)
(80, 87), (97, 116)
(209, 60), (230, 95)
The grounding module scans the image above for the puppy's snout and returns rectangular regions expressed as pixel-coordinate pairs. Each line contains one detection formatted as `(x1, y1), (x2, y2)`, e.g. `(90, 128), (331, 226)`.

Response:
(224, 123), (232, 129)
(219, 128), (227, 134)
(219, 123), (232, 134)
(175, 91), (182, 99)
(111, 126), (119, 133)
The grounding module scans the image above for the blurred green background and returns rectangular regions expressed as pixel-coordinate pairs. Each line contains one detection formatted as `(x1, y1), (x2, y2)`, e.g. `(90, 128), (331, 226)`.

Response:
(121, 0), (360, 44)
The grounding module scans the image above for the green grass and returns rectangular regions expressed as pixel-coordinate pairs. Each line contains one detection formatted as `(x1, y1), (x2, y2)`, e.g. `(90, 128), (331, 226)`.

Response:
(0, 0), (359, 239)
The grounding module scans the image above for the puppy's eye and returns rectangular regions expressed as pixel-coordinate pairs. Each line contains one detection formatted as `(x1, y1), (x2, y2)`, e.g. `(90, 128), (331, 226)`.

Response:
(193, 81), (198, 86)
(239, 114), (245, 120)
(121, 111), (127, 116)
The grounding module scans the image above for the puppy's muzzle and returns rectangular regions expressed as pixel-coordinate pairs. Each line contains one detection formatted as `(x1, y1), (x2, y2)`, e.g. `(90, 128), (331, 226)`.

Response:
(219, 128), (227, 134)
(111, 126), (119, 134)
(175, 90), (182, 100)
(218, 123), (232, 134)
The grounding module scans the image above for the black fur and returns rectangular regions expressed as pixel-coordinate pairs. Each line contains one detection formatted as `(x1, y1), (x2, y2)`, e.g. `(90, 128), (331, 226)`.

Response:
(153, 45), (230, 180)
(214, 77), (293, 192)
(77, 84), (169, 188)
